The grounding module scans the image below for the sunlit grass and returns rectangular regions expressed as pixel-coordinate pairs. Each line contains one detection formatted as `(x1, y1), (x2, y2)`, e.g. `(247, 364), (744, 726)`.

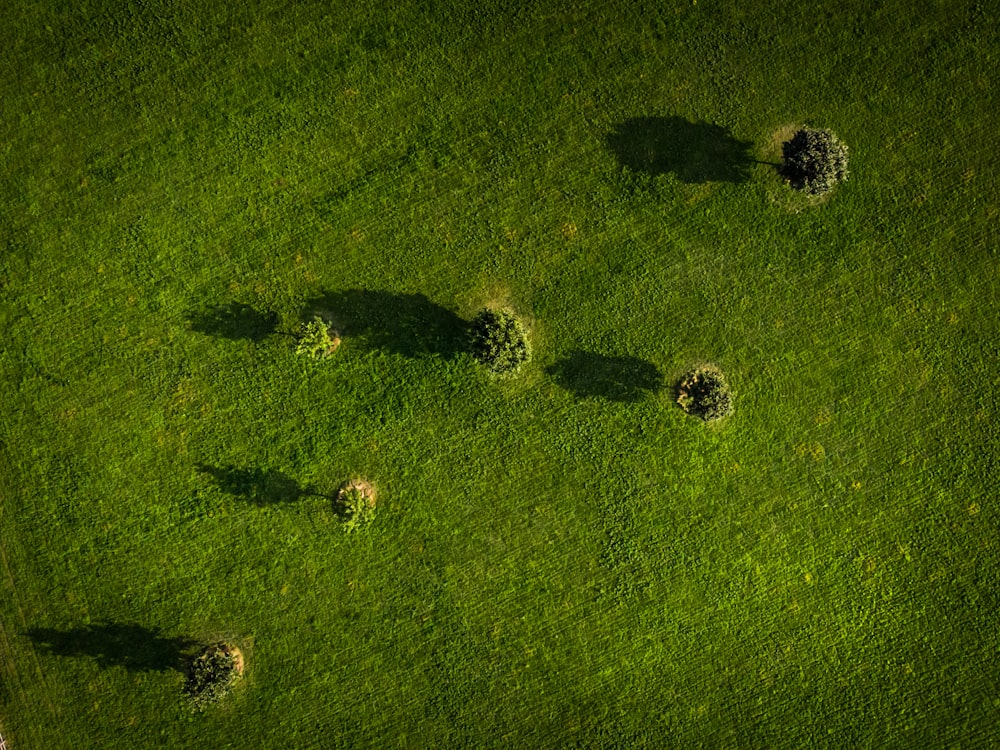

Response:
(1, 0), (998, 747)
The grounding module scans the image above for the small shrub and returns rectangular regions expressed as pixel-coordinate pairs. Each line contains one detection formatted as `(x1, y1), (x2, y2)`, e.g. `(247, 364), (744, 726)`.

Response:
(336, 480), (377, 532)
(781, 127), (849, 195)
(185, 643), (243, 708)
(676, 366), (733, 421)
(296, 316), (340, 359)
(469, 308), (531, 375)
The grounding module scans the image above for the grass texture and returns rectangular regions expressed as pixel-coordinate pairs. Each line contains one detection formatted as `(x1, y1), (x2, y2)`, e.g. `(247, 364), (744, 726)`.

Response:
(1, 0), (998, 747)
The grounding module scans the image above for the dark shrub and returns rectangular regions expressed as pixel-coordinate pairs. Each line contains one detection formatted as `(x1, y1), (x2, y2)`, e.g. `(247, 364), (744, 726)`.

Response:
(676, 367), (733, 421)
(185, 643), (243, 708)
(781, 127), (849, 195)
(469, 308), (531, 375)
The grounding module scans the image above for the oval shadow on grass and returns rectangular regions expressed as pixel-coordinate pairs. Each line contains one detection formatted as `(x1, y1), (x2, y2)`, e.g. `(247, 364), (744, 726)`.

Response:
(187, 302), (279, 342)
(606, 116), (756, 184)
(24, 623), (196, 673)
(196, 464), (319, 505)
(304, 289), (468, 359)
(546, 350), (663, 402)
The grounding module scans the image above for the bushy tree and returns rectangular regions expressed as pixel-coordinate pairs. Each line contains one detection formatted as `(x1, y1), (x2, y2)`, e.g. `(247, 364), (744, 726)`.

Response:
(469, 308), (531, 375)
(676, 366), (733, 421)
(781, 127), (849, 195)
(185, 643), (243, 708)
(296, 316), (340, 359)
(336, 481), (377, 532)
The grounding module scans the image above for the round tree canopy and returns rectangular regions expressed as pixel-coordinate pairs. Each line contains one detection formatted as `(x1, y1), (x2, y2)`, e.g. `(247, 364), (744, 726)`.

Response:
(469, 308), (531, 375)
(781, 127), (849, 196)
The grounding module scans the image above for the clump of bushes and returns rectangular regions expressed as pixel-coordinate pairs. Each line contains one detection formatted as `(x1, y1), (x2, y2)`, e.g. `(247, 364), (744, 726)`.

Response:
(469, 308), (531, 375)
(296, 316), (340, 359)
(336, 480), (377, 532)
(676, 366), (733, 421)
(185, 643), (244, 708)
(781, 127), (849, 195)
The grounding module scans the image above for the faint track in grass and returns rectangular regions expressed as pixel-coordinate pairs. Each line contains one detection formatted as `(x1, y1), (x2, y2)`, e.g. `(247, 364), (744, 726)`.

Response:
(0, 499), (61, 749)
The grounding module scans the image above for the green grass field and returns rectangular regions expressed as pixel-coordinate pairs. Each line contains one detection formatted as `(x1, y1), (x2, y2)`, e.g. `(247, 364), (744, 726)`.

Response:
(2, 0), (999, 746)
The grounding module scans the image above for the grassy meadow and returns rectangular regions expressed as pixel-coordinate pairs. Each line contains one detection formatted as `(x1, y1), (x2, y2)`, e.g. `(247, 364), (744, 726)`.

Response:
(1, 0), (999, 746)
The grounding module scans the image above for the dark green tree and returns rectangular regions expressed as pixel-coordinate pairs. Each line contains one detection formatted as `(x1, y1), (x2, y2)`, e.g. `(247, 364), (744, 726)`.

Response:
(781, 127), (849, 195)
(676, 367), (733, 421)
(185, 643), (244, 708)
(469, 308), (531, 375)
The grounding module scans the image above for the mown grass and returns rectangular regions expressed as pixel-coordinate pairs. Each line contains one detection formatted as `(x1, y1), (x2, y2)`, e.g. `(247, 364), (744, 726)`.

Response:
(1, 0), (998, 747)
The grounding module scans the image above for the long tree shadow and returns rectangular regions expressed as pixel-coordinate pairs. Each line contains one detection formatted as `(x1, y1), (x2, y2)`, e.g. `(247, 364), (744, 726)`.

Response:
(24, 623), (196, 672)
(304, 290), (468, 359)
(187, 302), (279, 342)
(196, 464), (325, 505)
(606, 116), (756, 183)
(546, 350), (664, 402)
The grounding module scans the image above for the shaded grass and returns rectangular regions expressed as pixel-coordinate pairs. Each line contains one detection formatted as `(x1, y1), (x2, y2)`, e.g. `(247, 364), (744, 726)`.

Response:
(23, 624), (196, 674)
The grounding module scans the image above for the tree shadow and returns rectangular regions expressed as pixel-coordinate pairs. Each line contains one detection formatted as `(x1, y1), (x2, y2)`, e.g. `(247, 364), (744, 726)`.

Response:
(187, 302), (279, 342)
(196, 464), (323, 505)
(23, 623), (196, 673)
(303, 289), (468, 359)
(606, 116), (756, 183)
(546, 350), (663, 402)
